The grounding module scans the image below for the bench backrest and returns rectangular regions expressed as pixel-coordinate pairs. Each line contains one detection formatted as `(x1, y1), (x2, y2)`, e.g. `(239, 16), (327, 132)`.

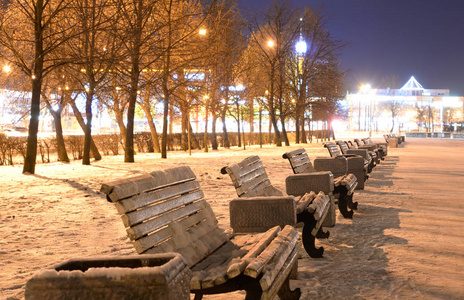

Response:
(282, 148), (316, 174)
(353, 139), (363, 147)
(362, 137), (373, 144)
(346, 141), (356, 149)
(221, 155), (283, 197)
(101, 166), (228, 268)
(324, 142), (342, 157)
(335, 141), (350, 154)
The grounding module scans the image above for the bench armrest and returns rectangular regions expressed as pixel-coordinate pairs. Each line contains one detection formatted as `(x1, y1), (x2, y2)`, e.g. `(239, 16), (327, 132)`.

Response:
(229, 197), (297, 233)
(346, 149), (369, 160)
(358, 144), (377, 151)
(244, 226), (301, 291)
(285, 172), (334, 196)
(313, 156), (349, 176)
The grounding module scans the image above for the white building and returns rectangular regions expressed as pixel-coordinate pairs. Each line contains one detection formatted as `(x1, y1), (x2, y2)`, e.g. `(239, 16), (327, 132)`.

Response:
(346, 76), (464, 134)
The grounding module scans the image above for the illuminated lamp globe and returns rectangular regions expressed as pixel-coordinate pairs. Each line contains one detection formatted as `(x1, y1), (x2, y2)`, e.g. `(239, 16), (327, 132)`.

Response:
(295, 40), (307, 54)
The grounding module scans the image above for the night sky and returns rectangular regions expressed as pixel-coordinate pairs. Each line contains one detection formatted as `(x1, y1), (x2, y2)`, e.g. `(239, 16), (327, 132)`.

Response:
(237, 0), (464, 95)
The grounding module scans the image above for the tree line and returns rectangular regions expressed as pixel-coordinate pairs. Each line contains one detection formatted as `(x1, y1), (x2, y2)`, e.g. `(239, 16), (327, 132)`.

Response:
(0, 0), (346, 174)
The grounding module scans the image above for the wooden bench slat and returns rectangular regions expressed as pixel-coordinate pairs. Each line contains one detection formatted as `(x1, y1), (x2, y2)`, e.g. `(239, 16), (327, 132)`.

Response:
(191, 234), (259, 290)
(307, 192), (329, 221)
(126, 199), (210, 240)
(289, 152), (309, 164)
(295, 192), (316, 215)
(259, 227), (300, 290)
(115, 181), (201, 214)
(236, 174), (271, 196)
(149, 166), (197, 189)
(106, 174), (157, 202)
(100, 173), (153, 195)
(312, 200), (330, 236)
(227, 158), (265, 186)
(226, 226), (281, 278)
(133, 211), (206, 253)
(237, 164), (267, 186)
(283, 148), (306, 158)
(122, 190), (204, 227)
(160, 223), (228, 268)
(245, 226), (299, 279)
(261, 242), (301, 299)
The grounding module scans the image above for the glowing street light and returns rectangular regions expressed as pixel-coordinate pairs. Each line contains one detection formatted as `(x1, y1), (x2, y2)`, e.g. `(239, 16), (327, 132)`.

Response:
(267, 40), (274, 48)
(199, 29), (207, 35)
(360, 84), (371, 94)
(295, 40), (307, 54)
(3, 65), (11, 73)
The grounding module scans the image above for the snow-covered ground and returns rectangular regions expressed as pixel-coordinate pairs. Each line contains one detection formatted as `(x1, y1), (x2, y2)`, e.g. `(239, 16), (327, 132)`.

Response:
(1, 138), (463, 299)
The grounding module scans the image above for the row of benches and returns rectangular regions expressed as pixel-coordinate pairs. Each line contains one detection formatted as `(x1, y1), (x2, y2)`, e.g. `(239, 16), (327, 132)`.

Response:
(98, 137), (393, 299)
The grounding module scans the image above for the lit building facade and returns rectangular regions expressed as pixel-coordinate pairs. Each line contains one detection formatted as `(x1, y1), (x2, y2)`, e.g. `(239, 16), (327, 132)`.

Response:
(346, 76), (464, 134)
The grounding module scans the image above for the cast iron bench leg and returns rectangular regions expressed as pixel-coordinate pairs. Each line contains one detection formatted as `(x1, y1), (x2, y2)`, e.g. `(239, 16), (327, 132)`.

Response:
(277, 275), (302, 300)
(316, 227), (330, 239)
(242, 278), (263, 300)
(298, 210), (324, 258)
(347, 193), (358, 210)
(337, 188), (354, 219)
(194, 293), (203, 300)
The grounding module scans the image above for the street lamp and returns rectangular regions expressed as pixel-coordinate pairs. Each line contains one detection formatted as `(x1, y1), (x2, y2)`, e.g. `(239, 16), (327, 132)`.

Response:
(3, 65), (11, 73)
(267, 40), (274, 48)
(295, 40), (307, 54)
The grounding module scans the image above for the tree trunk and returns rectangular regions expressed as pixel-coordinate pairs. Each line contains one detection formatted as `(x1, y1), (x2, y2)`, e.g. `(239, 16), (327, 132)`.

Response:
(280, 115), (290, 146)
(221, 107), (230, 148)
(145, 109), (161, 153)
(69, 101), (101, 160)
(211, 112), (218, 150)
(181, 107), (188, 151)
(301, 115), (307, 143)
(278, 97), (289, 146)
(51, 110), (69, 162)
(23, 0), (44, 174)
(204, 97), (209, 152)
(124, 0), (143, 163)
(82, 86), (94, 165)
(189, 122), (200, 149)
(236, 103), (241, 147)
(124, 65), (139, 162)
(268, 69), (282, 146)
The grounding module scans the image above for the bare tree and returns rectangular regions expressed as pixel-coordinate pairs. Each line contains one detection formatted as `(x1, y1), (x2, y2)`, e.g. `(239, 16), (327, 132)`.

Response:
(65, 0), (118, 164)
(0, 0), (75, 174)
(246, 0), (300, 146)
(41, 71), (71, 162)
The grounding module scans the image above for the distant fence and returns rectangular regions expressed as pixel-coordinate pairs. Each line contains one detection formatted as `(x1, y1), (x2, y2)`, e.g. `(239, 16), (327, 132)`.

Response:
(406, 132), (464, 139)
(0, 129), (335, 166)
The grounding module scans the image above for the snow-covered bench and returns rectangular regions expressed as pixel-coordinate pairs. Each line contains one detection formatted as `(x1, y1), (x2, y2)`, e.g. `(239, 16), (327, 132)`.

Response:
(360, 137), (387, 160)
(221, 155), (333, 258)
(283, 148), (358, 219)
(101, 166), (302, 300)
(323, 141), (369, 186)
(384, 134), (403, 147)
(353, 138), (387, 161)
(336, 140), (376, 172)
